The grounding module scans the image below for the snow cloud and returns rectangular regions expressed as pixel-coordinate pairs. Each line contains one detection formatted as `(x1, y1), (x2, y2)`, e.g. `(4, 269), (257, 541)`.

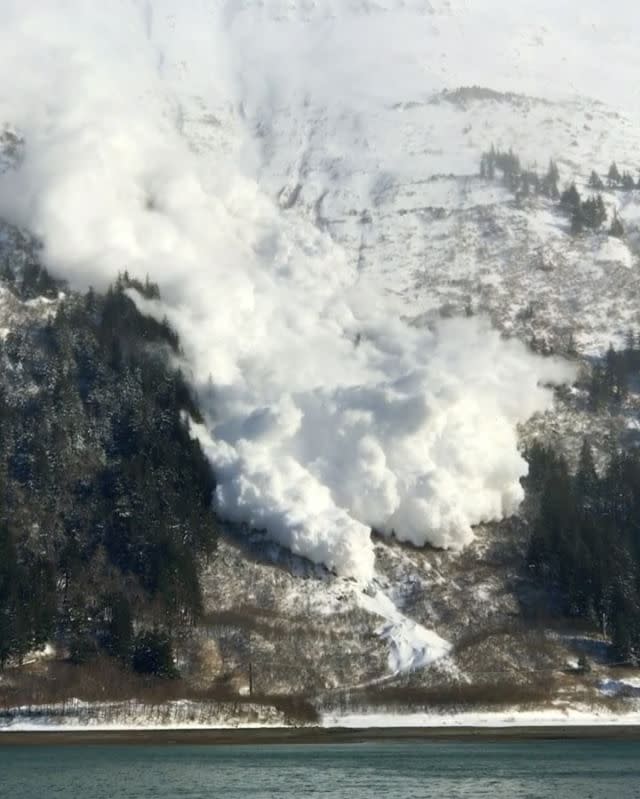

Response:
(0, 1), (576, 581)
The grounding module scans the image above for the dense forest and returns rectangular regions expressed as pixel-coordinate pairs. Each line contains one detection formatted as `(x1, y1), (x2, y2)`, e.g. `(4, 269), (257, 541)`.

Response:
(0, 260), (218, 675)
(526, 439), (640, 663)
(525, 333), (640, 663)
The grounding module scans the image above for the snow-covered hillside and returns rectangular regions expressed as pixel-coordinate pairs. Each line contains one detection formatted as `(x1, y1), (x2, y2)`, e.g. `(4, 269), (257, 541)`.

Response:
(1, 1), (640, 701)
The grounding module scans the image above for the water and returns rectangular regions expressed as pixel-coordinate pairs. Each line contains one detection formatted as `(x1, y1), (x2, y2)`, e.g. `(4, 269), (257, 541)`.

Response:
(1, 741), (640, 798)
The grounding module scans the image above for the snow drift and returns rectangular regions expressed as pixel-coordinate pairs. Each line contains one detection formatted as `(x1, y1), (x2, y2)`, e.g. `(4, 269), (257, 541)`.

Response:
(0, 1), (575, 581)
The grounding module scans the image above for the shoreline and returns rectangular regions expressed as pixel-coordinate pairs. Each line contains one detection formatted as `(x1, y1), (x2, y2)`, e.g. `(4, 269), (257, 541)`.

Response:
(3, 725), (640, 746)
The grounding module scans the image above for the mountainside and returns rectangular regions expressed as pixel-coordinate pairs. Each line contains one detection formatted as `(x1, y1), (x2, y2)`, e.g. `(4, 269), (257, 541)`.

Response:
(2, 1), (640, 727)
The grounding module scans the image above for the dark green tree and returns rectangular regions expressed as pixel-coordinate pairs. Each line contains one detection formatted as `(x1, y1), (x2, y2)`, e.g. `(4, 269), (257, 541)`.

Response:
(609, 211), (625, 238)
(589, 170), (604, 190)
(608, 162), (621, 185)
(104, 593), (134, 662)
(561, 182), (581, 212)
(132, 630), (178, 678)
(622, 171), (636, 191)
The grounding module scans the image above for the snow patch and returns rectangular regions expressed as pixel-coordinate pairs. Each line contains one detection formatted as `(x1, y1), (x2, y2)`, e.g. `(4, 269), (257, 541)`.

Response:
(358, 589), (451, 673)
(599, 677), (640, 697)
(322, 706), (640, 729)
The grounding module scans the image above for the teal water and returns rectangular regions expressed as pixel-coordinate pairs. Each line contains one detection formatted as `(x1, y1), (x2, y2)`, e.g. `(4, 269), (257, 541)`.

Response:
(1, 741), (639, 798)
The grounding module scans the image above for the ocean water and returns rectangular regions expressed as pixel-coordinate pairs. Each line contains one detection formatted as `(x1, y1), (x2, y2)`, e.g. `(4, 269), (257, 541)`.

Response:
(1, 740), (639, 798)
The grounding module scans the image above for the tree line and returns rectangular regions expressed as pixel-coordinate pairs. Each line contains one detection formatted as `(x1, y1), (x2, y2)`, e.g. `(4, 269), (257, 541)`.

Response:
(480, 147), (628, 237)
(480, 145), (561, 199)
(592, 162), (640, 192)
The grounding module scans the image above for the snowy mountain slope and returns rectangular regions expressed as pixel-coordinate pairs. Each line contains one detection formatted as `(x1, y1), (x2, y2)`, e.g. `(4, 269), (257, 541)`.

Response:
(145, 1), (640, 695)
(1, 1), (640, 702)
(232, 63), (640, 357)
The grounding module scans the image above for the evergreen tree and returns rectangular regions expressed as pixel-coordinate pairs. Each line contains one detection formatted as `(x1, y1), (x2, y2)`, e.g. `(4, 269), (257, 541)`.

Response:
(589, 170), (604, 190)
(0, 522), (55, 666)
(132, 630), (178, 678)
(571, 205), (584, 235)
(596, 194), (607, 227)
(576, 439), (598, 509)
(104, 593), (134, 662)
(485, 145), (496, 180)
(609, 211), (625, 238)
(610, 583), (640, 663)
(608, 161), (621, 186)
(622, 171), (636, 191)
(541, 160), (560, 198)
(580, 195), (605, 230)
(560, 182), (581, 211)
(604, 344), (628, 402)
(0, 522), (21, 666)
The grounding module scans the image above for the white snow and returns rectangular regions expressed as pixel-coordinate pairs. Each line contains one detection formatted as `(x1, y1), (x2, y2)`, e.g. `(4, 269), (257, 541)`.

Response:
(0, 0), (635, 582)
(599, 678), (640, 697)
(321, 707), (640, 729)
(19, 643), (56, 666)
(595, 237), (633, 268)
(358, 588), (451, 674)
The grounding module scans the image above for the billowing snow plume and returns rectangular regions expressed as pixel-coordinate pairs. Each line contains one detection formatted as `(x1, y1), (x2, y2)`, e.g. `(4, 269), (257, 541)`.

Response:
(0, 1), (574, 581)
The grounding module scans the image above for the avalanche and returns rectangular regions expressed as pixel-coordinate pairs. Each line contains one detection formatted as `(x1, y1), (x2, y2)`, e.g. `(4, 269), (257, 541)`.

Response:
(0, 0), (578, 581)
